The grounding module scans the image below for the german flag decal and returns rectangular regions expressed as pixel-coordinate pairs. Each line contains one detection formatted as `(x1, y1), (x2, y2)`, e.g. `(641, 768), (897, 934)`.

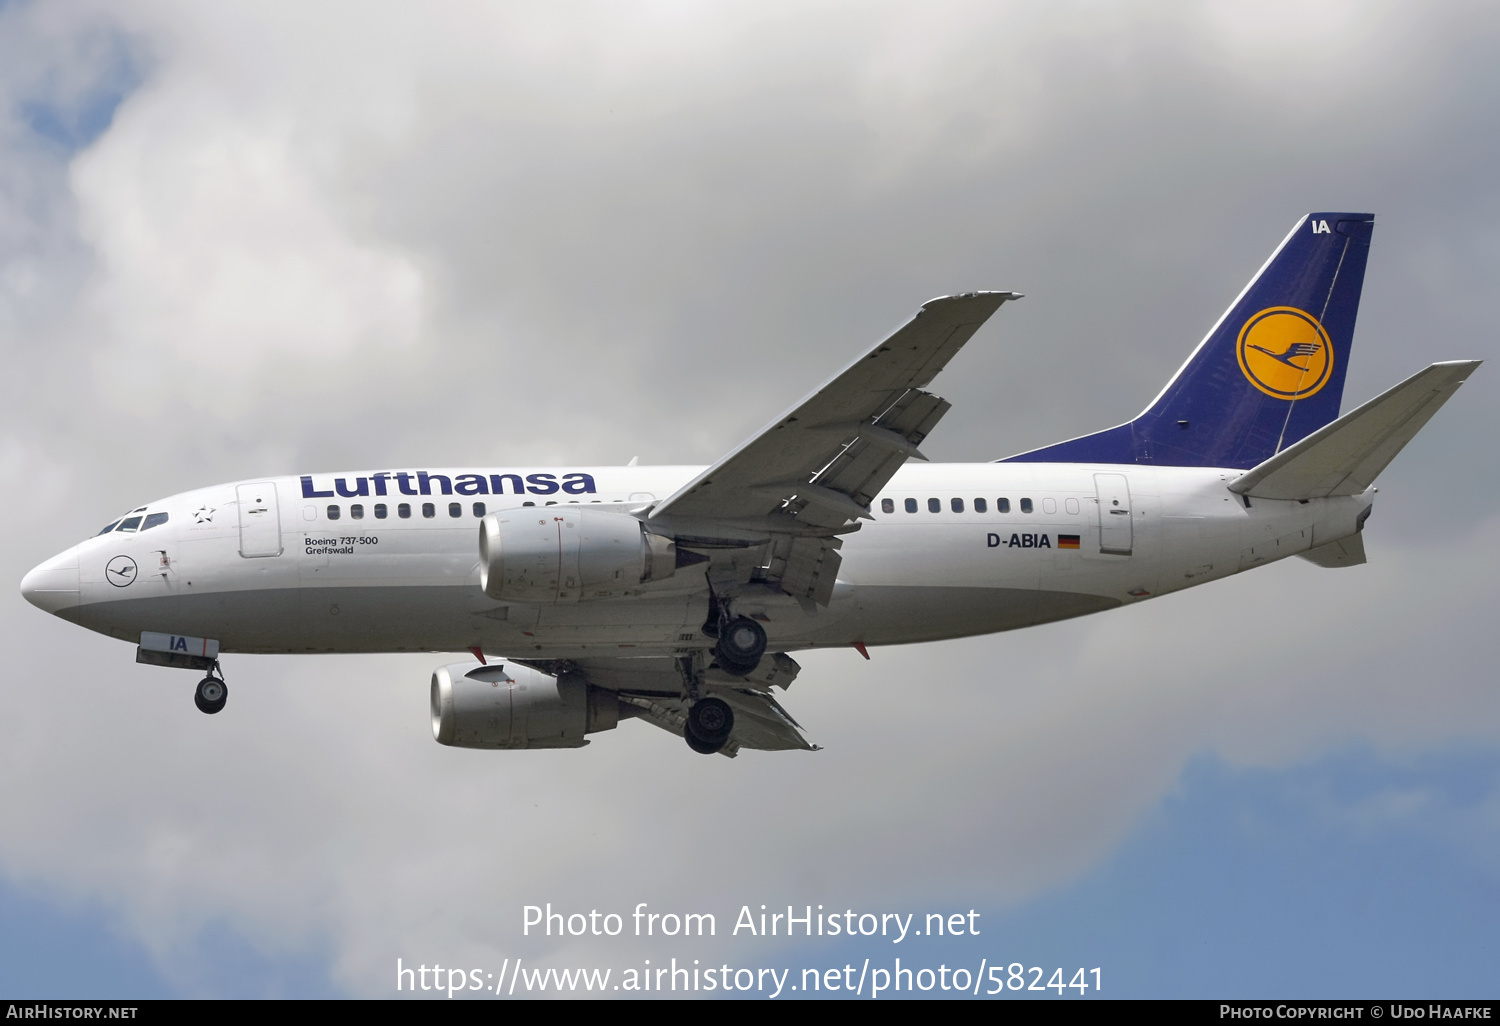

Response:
(1058, 535), (1081, 549)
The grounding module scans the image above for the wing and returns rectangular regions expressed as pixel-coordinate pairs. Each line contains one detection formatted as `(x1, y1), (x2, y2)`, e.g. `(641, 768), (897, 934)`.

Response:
(618, 690), (813, 757)
(518, 654), (813, 756)
(649, 291), (1018, 605)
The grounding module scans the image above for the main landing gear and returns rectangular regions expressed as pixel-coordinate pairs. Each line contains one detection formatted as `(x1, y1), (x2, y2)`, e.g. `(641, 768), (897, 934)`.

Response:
(681, 597), (764, 754)
(194, 668), (228, 715)
(675, 649), (736, 756)
(684, 696), (733, 756)
(703, 588), (767, 677)
(714, 616), (766, 678)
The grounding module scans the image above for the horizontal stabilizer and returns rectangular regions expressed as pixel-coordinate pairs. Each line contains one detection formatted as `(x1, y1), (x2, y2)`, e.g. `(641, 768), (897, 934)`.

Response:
(1229, 360), (1481, 500)
(1299, 534), (1367, 568)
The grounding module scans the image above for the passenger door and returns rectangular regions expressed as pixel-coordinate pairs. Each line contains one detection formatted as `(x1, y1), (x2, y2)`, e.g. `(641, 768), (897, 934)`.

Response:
(1094, 473), (1133, 555)
(236, 482), (283, 557)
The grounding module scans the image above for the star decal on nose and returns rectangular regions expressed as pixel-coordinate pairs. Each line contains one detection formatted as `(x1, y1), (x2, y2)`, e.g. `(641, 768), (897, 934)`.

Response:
(193, 506), (216, 524)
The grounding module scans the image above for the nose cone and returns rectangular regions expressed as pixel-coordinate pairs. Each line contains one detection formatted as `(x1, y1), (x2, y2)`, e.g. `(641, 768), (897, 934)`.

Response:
(21, 546), (81, 615)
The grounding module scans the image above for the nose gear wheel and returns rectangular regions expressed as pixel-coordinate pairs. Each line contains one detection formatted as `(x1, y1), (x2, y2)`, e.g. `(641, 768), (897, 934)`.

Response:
(195, 674), (228, 715)
(194, 663), (228, 715)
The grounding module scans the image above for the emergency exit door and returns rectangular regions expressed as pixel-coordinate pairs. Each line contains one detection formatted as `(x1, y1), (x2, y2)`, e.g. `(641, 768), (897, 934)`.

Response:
(236, 482), (283, 558)
(1094, 473), (1133, 555)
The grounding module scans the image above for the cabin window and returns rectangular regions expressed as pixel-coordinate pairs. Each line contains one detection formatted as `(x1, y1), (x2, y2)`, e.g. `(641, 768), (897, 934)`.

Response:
(374, 503), (388, 519)
(523, 501), (536, 507)
(422, 503), (436, 518)
(398, 503), (412, 519)
(117, 516), (143, 532)
(927, 498), (940, 513)
(473, 502), (486, 517)
(97, 520), (121, 535)
(141, 512), (169, 531)
(449, 502), (462, 518)
(881, 498), (895, 514)
(951, 497), (964, 513)
(327, 505), (341, 520)
(974, 498), (988, 513)
(997, 498), (1010, 513)
(904, 498), (918, 513)
(1065, 497), (1080, 515)
(350, 504), (364, 520)
(1042, 497), (1057, 514)
(1020, 497), (1033, 513)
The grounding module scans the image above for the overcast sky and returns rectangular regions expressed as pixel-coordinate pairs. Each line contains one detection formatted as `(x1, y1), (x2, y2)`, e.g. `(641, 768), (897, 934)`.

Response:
(1, 0), (1497, 999)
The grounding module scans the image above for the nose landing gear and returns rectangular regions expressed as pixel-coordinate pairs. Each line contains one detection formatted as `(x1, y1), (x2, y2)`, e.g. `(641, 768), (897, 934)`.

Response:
(194, 669), (228, 715)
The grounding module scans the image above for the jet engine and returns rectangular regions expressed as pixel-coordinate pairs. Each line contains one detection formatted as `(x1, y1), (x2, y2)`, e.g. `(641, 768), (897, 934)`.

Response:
(430, 662), (622, 749)
(478, 508), (676, 603)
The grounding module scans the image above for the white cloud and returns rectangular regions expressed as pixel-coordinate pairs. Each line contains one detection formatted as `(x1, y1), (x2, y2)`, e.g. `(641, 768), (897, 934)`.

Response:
(71, 67), (424, 416)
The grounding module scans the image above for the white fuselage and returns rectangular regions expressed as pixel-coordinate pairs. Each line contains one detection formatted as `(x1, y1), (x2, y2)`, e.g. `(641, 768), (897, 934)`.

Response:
(26, 462), (1373, 659)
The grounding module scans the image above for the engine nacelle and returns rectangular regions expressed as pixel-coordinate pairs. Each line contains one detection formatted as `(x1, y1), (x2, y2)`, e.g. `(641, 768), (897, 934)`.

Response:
(478, 508), (675, 603)
(430, 662), (621, 749)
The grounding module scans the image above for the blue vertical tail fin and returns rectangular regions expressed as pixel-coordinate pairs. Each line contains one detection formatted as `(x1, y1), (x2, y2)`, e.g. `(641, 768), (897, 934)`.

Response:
(1004, 212), (1374, 469)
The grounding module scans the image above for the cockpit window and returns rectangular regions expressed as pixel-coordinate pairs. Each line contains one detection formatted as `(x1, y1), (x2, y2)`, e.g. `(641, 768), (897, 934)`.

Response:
(141, 512), (169, 531)
(116, 516), (143, 533)
(97, 520), (121, 536)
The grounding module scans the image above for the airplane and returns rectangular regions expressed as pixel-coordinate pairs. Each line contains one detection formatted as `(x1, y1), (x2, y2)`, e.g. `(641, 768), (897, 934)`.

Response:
(19, 212), (1479, 757)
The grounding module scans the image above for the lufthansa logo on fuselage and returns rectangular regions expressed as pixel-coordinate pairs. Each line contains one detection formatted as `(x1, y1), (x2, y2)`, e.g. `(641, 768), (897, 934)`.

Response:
(106, 555), (138, 587)
(300, 471), (598, 499)
(1236, 306), (1333, 400)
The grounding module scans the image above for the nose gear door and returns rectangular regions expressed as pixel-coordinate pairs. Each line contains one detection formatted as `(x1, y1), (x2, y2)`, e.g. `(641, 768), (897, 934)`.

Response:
(236, 482), (283, 557)
(1094, 473), (1133, 555)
